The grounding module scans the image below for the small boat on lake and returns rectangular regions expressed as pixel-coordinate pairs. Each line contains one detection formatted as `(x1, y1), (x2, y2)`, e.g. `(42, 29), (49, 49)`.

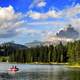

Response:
(8, 66), (19, 72)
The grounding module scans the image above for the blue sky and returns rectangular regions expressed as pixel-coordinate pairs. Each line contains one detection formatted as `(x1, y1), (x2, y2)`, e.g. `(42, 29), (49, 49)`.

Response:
(0, 0), (80, 44)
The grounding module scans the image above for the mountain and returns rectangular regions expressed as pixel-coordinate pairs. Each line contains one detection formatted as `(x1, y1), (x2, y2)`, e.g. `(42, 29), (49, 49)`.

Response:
(0, 37), (74, 49)
(26, 38), (74, 47)
(0, 42), (27, 49)
(26, 41), (43, 47)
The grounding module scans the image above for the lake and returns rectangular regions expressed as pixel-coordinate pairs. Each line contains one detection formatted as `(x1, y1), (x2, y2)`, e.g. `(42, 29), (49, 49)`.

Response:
(0, 63), (80, 80)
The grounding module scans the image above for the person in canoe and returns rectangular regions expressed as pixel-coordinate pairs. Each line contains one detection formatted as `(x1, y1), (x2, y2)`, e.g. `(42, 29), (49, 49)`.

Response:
(8, 65), (19, 72)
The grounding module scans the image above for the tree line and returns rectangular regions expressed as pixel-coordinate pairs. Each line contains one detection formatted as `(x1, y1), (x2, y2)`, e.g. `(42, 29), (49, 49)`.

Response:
(0, 40), (80, 64)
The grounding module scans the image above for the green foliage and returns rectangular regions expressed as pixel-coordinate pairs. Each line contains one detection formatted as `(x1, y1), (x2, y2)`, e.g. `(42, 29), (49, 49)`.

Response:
(0, 56), (9, 62)
(67, 40), (80, 64)
(0, 40), (80, 64)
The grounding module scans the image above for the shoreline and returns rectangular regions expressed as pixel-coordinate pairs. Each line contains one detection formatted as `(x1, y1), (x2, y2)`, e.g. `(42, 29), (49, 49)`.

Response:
(66, 64), (80, 68)
(2, 62), (69, 65)
(1, 62), (80, 68)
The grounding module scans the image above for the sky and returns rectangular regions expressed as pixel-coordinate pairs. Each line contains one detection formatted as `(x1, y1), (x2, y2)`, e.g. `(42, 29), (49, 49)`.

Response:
(0, 0), (80, 44)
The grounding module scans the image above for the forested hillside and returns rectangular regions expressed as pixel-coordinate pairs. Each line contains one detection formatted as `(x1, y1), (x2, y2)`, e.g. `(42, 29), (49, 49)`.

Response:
(0, 41), (80, 65)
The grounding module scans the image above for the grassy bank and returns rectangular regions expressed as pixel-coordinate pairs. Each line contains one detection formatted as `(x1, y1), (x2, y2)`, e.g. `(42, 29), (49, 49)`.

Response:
(8, 62), (69, 65)
(0, 56), (9, 62)
(66, 63), (80, 68)
(25, 62), (68, 65)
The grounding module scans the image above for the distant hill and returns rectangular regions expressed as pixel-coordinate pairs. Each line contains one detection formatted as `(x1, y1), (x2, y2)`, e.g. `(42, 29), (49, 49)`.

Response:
(0, 42), (27, 49)
(26, 39), (74, 47)
(0, 38), (74, 49)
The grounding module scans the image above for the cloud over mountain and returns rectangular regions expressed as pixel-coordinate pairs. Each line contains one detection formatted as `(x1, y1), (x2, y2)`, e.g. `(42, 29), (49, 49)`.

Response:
(56, 25), (79, 39)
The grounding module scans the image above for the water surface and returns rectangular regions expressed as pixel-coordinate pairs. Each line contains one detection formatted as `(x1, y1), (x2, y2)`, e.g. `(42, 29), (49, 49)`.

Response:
(0, 63), (80, 80)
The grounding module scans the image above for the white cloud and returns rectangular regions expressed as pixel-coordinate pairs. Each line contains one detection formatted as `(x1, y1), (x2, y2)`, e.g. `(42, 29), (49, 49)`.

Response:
(29, 0), (46, 9)
(28, 10), (61, 19)
(26, 21), (68, 27)
(16, 28), (48, 38)
(65, 4), (80, 31)
(28, 3), (80, 22)
(28, 11), (41, 19)
(37, 1), (46, 7)
(0, 5), (23, 38)
(16, 28), (39, 34)
(0, 3), (80, 41)
(46, 10), (60, 18)
(28, 4), (80, 31)
(29, 4), (80, 20)
(0, 5), (19, 20)
(62, 4), (80, 18)
(27, 4), (80, 41)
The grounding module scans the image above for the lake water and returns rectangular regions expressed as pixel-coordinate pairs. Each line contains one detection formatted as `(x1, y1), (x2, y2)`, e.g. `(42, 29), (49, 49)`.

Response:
(0, 63), (80, 80)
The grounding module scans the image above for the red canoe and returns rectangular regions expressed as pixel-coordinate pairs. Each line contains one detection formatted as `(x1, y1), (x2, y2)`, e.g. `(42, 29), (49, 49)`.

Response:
(8, 67), (19, 72)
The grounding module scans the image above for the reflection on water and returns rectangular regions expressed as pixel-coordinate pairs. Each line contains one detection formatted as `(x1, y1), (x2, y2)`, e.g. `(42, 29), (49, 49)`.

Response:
(0, 63), (80, 80)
